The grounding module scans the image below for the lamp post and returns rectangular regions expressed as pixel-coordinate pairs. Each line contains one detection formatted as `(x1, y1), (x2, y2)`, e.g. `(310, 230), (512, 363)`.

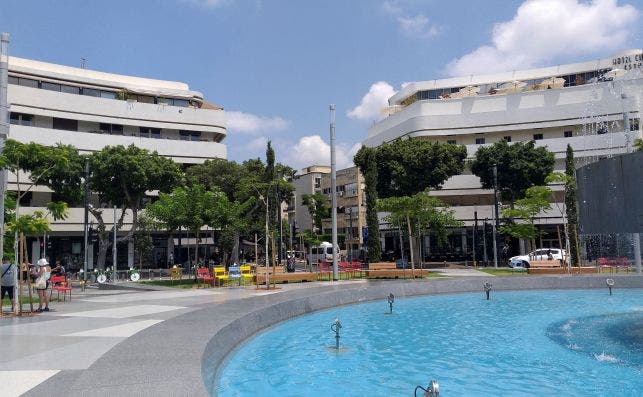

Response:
(255, 190), (270, 290)
(492, 165), (499, 268)
(346, 207), (353, 263)
(83, 159), (90, 281)
(330, 104), (338, 281)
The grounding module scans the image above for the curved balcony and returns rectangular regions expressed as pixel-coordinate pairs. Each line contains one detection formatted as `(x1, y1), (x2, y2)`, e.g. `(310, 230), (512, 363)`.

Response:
(10, 124), (227, 164)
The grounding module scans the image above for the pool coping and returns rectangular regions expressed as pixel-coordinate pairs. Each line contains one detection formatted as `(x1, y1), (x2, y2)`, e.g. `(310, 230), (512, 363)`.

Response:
(26, 275), (643, 396)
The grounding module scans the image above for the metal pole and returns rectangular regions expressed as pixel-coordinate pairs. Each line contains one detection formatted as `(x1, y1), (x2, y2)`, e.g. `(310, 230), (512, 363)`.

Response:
(347, 207), (352, 263)
(633, 233), (642, 274)
(330, 104), (338, 281)
(492, 165), (499, 268)
(473, 210), (477, 266)
(83, 159), (89, 281)
(265, 196), (269, 289)
(112, 206), (117, 282)
(483, 218), (488, 266)
(0, 33), (9, 267)
(278, 198), (283, 265)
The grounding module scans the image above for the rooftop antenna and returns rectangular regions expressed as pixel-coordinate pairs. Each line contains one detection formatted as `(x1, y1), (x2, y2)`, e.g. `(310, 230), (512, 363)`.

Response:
(80, 57), (86, 69)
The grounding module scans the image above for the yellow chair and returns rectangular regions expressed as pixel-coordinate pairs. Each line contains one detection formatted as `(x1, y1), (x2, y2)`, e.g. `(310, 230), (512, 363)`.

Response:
(240, 265), (254, 285)
(213, 267), (227, 287)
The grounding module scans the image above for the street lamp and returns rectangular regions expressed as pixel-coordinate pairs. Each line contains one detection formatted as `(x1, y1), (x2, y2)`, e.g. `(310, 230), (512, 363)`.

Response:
(346, 207), (353, 263)
(256, 191), (270, 290)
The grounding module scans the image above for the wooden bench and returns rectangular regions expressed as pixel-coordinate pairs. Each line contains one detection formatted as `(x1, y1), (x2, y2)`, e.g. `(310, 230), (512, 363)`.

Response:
(366, 262), (430, 279)
(529, 260), (562, 268)
(255, 266), (317, 284)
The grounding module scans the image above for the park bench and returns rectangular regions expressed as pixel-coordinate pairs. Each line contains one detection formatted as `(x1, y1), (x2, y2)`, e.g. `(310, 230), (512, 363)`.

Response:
(366, 262), (430, 279)
(255, 266), (316, 284)
(529, 260), (562, 268)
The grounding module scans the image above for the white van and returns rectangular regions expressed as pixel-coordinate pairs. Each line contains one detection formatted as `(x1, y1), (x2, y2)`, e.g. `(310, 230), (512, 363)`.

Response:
(309, 242), (339, 264)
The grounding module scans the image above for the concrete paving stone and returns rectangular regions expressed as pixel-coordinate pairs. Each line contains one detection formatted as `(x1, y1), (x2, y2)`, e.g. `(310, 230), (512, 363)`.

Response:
(53, 304), (187, 319)
(0, 337), (123, 370)
(63, 319), (163, 338)
(0, 370), (60, 397)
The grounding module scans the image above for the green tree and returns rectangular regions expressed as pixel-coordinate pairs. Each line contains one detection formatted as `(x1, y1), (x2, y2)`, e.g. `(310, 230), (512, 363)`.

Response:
(546, 144), (580, 266)
(301, 193), (328, 232)
(378, 191), (461, 271)
(500, 186), (553, 251)
(185, 154), (293, 265)
(375, 139), (467, 198)
(1, 139), (81, 267)
(634, 137), (643, 151)
(354, 146), (381, 262)
(133, 214), (156, 268)
(88, 145), (182, 268)
(470, 140), (555, 204)
(146, 184), (232, 268)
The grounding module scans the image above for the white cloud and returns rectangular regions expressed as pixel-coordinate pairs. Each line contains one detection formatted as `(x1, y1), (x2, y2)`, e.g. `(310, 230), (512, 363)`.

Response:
(447, 0), (640, 76)
(397, 15), (440, 38)
(382, 1), (440, 38)
(280, 135), (362, 171)
(227, 111), (290, 135)
(347, 81), (397, 123)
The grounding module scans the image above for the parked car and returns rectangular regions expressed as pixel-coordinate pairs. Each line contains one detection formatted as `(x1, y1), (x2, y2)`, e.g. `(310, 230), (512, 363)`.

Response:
(509, 248), (567, 268)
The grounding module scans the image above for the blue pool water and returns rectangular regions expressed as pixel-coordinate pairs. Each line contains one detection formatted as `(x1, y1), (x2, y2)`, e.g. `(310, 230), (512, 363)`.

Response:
(213, 289), (642, 396)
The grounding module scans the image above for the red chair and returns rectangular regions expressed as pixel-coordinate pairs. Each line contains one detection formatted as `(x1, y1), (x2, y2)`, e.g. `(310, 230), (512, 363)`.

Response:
(351, 261), (364, 278)
(318, 262), (332, 281)
(615, 257), (630, 273)
(196, 267), (215, 286)
(338, 261), (353, 279)
(597, 258), (614, 273)
(49, 275), (72, 302)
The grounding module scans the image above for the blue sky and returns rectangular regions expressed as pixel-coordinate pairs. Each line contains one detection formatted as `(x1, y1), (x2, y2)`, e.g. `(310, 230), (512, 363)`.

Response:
(1, 0), (641, 170)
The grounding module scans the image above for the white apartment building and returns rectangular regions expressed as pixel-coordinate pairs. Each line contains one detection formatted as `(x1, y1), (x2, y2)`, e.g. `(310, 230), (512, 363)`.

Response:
(7, 56), (227, 268)
(365, 50), (643, 261)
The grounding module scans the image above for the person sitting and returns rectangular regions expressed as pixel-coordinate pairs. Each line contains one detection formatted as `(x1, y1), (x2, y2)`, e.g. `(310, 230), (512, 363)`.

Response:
(51, 261), (66, 276)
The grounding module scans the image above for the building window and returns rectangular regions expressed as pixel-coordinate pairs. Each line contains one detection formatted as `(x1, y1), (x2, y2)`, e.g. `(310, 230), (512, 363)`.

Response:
(314, 177), (321, 189)
(9, 112), (33, 126)
(100, 91), (117, 99)
(82, 88), (101, 97)
(533, 133), (543, 140)
(503, 136), (512, 142)
(179, 130), (201, 141)
(447, 139), (456, 145)
(629, 118), (639, 131)
(564, 130), (573, 138)
(140, 127), (161, 139)
(52, 117), (78, 131)
(61, 84), (80, 95)
(100, 123), (123, 135)
(41, 81), (61, 92)
(475, 137), (485, 145)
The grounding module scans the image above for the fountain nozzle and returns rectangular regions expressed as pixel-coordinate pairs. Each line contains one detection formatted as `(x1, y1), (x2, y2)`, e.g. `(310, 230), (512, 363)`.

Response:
(331, 318), (342, 349)
(606, 278), (614, 295)
(388, 293), (395, 313)
(483, 282), (492, 300)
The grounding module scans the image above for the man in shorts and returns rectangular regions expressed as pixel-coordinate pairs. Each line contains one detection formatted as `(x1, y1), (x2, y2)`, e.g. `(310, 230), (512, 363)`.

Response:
(1, 257), (16, 313)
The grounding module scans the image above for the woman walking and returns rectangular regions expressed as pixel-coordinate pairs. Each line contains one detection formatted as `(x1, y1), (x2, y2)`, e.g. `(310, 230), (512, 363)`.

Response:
(35, 258), (51, 312)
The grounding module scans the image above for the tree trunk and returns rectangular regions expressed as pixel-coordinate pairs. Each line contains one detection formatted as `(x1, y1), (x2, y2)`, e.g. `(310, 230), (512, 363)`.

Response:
(406, 214), (415, 277)
(231, 231), (240, 264)
(97, 235), (110, 270)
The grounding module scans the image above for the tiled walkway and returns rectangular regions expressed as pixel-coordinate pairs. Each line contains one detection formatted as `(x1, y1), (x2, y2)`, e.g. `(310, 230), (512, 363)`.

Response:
(0, 283), (302, 396)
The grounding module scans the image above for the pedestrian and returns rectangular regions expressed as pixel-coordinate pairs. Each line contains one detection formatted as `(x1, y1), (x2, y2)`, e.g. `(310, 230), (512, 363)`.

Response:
(1, 257), (17, 313)
(35, 258), (51, 312)
(52, 260), (65, 276)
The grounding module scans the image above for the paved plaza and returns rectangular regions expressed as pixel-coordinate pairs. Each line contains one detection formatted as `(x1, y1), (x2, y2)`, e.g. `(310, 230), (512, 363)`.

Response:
(1, 273), (642, 396)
